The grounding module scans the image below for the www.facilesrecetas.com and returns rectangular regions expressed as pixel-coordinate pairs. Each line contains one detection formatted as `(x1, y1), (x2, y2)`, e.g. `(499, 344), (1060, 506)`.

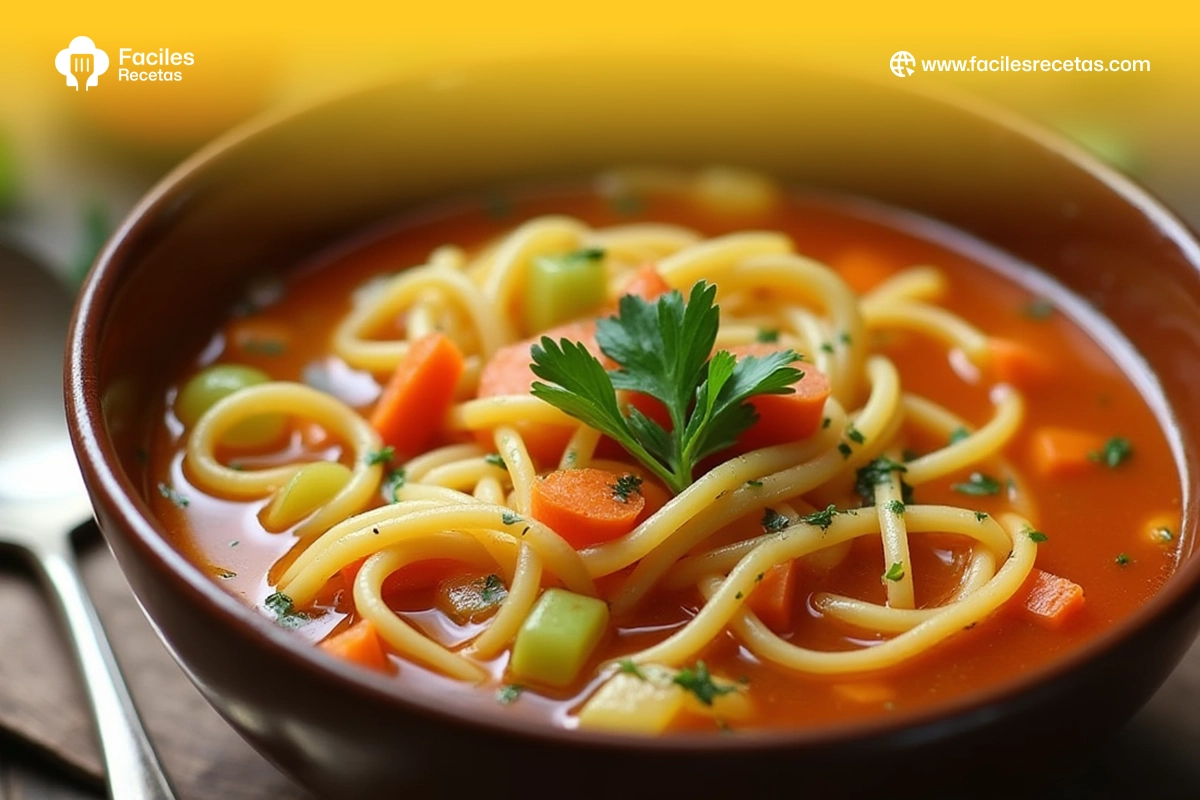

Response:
(922, 56), (1150, 74)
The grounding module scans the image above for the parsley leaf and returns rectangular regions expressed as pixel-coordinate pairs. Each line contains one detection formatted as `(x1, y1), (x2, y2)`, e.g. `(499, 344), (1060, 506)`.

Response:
(484, 453), (507, 470)
(618, 659), (647, 680)
(948, 427), (970, 444)
(1027, 529), (1049, 543)
(264, 591), (310, 628)
(381, 468), (406, 503)
(495, 684), (524, 704)
(1089, 437), (1133, 468)
(761, 508), (790, 533)
(755, 328), (780, 343)
(1115, 552), (1132, 566)
(883, 562), (905, 582)
(365, 446), (395, 466)
(158, 482), (190, 508)
(673, 661), (736, 706)
(479, 574), (507, 605)
(530, 282), (803, 493)
(854, 457), (911, 506)
(611, 473), (644, 503)
(887, 499), (906, 515)
(800, 503), (839, 531)
(952, 472), (1002, 496)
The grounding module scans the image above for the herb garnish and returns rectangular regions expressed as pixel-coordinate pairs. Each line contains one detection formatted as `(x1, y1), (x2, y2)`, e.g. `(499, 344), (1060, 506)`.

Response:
(883, 562), (906, 582)
(761, 508), (790, 534)
(501, 511), (523, 525)
(365, 446), (395, 466)
(1027, 529), (1049, 543)
(611, 473), (644, 503)
(948, 427), (970, 445)
(854, 457), (913, 506)
(1089, 437), (1133, 468)
(952, 472), (1002, 496)
(484, 453), (507, 470)
(887, 499), (906, 515)
(530, 281), (803, 493)
(673, 661), (736, 707)
(618, 659), (647, 680)
(1115, 552), (1132, 566)
(264, 591), (310, 628)
(158, 482), (190, 508)
(495, 684), (524, 705)
(800, 504), (839, 531)
(479, 574), (507, 605)
(756, 328), (780, 343)
(974, 511), (989, 522)
(381, 468), (406, 503)
(846, 425), (866, 445)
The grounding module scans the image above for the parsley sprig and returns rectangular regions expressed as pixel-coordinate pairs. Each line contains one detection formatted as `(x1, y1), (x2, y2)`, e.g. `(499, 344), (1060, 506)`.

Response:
(530, 282), (803, 493)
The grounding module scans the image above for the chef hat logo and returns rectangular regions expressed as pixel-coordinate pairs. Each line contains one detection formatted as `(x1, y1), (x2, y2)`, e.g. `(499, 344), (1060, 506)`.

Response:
(55, 36), (110, 91)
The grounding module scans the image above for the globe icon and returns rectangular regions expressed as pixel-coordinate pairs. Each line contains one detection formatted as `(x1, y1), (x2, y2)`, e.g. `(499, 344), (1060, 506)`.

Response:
(890, 51), (916, 78)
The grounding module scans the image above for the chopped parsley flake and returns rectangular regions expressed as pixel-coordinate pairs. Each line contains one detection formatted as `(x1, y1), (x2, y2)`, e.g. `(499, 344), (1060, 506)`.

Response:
(611, 473), (644, 503)
(381, 468), (407, 503)
(735, 591), (744, 599)
(1021, 298), (1056, 320)
(745, 479), (764, 488)
(887, 499), (906, 515)
(495, 684), (524, 704)
(364, 446), (395, 466)
(618, 659), (647, 679)
(1115, 552), (1132, 566)
(755, 328), (780, 343)
(158, 482), (190, 508)
(501, 511), (523, 525)
(952, 472), (1002, 496)
(822, 417), (832, 429)
(484, 453), (507, 470)
(672, 661), (736, 707)
(948, 427), (970, 445)
(846, 425), (866, 445)
(854, 457), (913, 506)
(1089, 437), (1133, 469)
(264, 591), (310, 628)
(839, 331), (853, 345)
(479, 574), (507, 605)
(820, 342), (835, 354)
(883, 562), (906, 582)
(837, 442), (853, 458)
(974, 511), (989, 522)
(761, 508), (790, 533)
(800, 504), (839, 531)
(1027, 529), (1049, 543)
(216, 569), (237, 580)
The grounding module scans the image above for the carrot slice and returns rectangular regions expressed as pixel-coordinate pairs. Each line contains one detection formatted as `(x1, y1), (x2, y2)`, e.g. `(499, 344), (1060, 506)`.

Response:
(988, 336), (1054, 388)
(530, 467), (646, 549)
(369, 332), (465, 458)
(476, 320), (601, 462)
(723, 343), (832, 452)
(1029, 426), (1108, 478)
(1013, 568), (1085, 630)
(745, 559), (798, 633)
(618, 262), (672, 303)
(319, 619), (390, 672)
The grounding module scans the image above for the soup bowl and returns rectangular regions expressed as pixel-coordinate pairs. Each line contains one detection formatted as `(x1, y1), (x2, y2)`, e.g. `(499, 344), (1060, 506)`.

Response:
(66, 58), (1200, 798)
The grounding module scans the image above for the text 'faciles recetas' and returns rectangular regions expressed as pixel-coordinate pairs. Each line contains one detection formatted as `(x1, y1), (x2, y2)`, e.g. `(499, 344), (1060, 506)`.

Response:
(117, 48), (195, 82)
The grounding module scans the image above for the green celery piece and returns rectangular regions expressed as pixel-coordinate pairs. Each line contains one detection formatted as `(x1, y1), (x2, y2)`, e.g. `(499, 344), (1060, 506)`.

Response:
(509, 588), (609, 688)
(523, 248), (607, 334)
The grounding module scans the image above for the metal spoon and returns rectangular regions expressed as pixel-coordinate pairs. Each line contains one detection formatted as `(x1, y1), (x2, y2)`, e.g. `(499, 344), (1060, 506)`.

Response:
(0, 243), (177, 800)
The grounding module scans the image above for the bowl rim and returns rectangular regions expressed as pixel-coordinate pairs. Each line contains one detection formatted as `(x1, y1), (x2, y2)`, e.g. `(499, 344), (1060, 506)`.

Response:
(66, 57), (1200, 753)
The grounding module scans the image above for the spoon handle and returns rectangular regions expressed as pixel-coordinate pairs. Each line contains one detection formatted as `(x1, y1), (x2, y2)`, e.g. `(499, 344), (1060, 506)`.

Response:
(31, 532), (179, 800)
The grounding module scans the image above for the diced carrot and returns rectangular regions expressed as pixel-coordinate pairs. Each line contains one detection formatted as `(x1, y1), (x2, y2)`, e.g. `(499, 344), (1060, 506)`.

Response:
(723, 343), (832, 452)
(1013, 568), (1085, 630)
(369, 332), (465, 458)
(1029, 426), (1108, 478)
(530, 467), (646, 549)
(834, 250), (894, 295)
(745, 560), (798, 633)
(618, 262), (672, 303)
(988, 336), (1054, 388)
(319, 619), (390, 672)
(476, 320), (602, 462)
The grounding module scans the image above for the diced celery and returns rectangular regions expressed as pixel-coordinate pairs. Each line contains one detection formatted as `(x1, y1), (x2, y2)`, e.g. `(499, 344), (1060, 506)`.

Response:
(261, 461), (352, 531)
(509, 588), (609, 688)
(577, 664), (684, 734)
(175, 363), (286, 448)
(523, 249), (607, 334)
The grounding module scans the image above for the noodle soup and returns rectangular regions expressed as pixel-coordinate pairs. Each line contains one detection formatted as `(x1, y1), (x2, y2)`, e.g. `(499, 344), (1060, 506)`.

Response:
(145, 170), (1181, 733)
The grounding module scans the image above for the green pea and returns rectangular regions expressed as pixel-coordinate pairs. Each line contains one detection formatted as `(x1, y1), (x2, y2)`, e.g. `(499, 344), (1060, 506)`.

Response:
(175, 364), (286, 448)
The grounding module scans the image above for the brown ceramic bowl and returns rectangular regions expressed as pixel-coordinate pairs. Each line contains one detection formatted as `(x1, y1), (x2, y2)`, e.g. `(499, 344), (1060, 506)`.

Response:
(66, 58), (1200, 798)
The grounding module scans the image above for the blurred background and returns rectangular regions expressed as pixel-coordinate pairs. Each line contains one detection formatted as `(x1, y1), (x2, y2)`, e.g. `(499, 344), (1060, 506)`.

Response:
(1, 1), (1197, 282)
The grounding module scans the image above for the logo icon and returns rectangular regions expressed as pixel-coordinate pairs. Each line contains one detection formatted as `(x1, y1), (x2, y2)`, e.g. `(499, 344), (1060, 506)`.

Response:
(890, 51), (916, 78)
(55, 36), (110, 91)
